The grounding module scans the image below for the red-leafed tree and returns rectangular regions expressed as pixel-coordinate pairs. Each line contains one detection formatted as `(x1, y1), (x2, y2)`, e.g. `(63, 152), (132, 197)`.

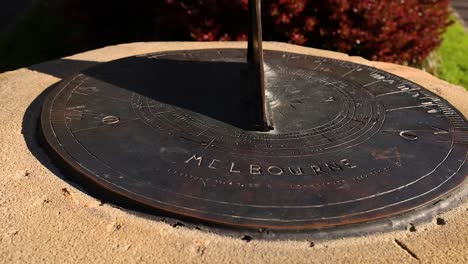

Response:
(157, 0), (451, 65)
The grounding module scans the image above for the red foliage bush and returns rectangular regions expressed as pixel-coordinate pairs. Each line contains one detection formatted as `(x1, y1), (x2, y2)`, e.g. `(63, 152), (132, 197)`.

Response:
(158, 0), (451, 64)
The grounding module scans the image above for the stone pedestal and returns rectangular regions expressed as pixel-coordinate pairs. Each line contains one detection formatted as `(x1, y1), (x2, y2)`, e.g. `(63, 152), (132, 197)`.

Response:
(0, 42), (466, 263)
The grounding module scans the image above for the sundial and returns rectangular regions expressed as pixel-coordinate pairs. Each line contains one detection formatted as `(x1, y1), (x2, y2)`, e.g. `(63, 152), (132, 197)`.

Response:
(40, 0), (467, 235)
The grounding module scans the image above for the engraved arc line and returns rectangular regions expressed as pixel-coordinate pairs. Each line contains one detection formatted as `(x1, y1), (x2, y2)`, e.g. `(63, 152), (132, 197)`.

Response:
(48, 74), (84, 140)
(184, 81), (353, 138)
(56, 145), (466, 223)
(137, 95), (375, 156)
(136, 95), (376, 156)
(148, 113), (455, 210)
(132, 80), (378, 152)
(46, 76), (134, 187)
(54, 78), (459, 209)
(140, 51), (381, 142)
(62, 81), (134, 180)
(206, 100), (382, 156)
(138, 52), (362, 138)
(133, 88), (353, 141)
(44, 51), (466, 224)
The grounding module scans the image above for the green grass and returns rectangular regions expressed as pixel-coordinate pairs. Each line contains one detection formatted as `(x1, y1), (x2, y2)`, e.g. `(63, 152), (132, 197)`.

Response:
(432, 17), (468, 89)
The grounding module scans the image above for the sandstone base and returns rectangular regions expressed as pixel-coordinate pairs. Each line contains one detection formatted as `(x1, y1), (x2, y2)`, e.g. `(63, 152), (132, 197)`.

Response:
(0, 42), (467, 263)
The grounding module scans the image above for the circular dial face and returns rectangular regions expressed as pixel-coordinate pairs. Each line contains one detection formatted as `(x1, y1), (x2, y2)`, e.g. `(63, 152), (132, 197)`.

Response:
(41, 49), (468, 231)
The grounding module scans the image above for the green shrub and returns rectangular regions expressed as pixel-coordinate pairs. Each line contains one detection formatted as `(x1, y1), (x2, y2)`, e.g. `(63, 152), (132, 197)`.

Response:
(434, 18), (468, 89)
(159, 0), (452, 65)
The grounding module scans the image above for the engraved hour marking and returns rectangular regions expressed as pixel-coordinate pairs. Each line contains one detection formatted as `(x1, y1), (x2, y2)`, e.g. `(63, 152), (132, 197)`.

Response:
(421, 102), (434, 105)
(386, 105), (435, 112)
(430, 126), (449, 135)
(65, 105), (85, 120)
(363, 80), (382, 87)
(197, 127), (209, 136)
(376, 89), (419, 97)
(342, 66), (361, 77)
(205, 138), (216, 149)
(77, 86), (98, 93)
(152, 110), (176, 115)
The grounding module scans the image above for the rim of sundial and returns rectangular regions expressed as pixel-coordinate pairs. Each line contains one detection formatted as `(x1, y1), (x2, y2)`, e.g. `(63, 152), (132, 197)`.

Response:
(39, 48), (468, 235)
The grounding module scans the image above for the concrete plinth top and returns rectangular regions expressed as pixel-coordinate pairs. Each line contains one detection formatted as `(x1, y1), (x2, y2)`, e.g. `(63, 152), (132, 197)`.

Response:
(0, 42), (467, 263)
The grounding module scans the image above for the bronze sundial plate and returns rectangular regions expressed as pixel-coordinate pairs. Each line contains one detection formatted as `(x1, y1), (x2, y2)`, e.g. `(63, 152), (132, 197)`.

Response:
(40, 49), (468, 232)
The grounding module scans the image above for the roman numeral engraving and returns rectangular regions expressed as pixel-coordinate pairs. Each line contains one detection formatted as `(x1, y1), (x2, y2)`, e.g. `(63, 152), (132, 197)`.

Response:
(65, 105), (85, 120)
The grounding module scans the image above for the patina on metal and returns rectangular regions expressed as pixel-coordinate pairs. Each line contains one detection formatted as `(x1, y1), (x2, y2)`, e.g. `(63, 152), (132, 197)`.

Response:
(39, 1), (468, 237)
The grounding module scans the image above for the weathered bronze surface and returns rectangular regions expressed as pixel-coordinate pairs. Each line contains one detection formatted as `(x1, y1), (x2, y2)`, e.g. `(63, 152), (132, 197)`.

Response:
(40, 48), (467, 232)
(39, 0), (467, 235)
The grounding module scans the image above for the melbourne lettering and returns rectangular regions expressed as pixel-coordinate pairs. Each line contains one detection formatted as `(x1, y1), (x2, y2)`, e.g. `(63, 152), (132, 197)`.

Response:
(184, 154), (357, 176)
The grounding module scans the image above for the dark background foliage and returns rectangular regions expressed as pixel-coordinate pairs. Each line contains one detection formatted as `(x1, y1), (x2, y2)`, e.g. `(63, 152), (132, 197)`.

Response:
(159, 0), (451, 64)
(0, 0), (451, 72)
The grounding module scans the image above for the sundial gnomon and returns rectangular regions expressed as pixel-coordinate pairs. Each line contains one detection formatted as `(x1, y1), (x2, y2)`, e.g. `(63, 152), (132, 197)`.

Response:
(40, 0), (467, 234)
